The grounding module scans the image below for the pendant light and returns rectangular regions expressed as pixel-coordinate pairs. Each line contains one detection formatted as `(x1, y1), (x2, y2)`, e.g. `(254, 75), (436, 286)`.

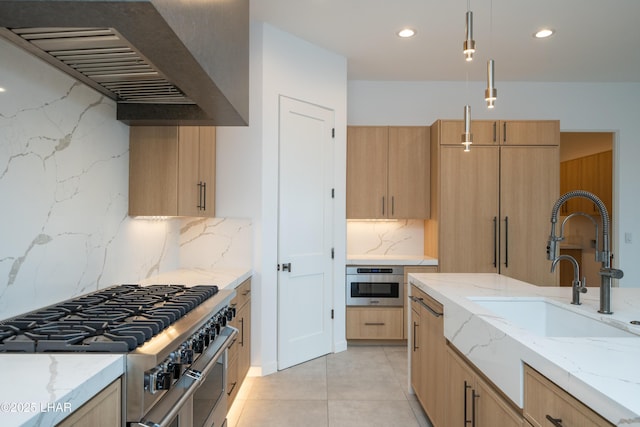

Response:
(462, 105), (472, 152)
(463, 9), (475, 61)
(485, 0), (497, 108)
(485, 59), (497, 108)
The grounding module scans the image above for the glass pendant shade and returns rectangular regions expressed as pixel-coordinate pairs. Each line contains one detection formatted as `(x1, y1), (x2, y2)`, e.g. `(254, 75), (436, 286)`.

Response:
(485, 59), (497, 108)
(462, 105), (472, 151)
(463, 11), (476, 61)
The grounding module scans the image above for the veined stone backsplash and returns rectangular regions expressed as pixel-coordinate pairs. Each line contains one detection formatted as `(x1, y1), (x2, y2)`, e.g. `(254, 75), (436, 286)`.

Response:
(0, 38), (251, 320)
(347, 220), (425, 256)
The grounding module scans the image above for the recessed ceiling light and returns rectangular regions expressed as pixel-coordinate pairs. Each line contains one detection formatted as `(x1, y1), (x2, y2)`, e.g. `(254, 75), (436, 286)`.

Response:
(534, 28), (555, 39)
(397, 28), (416, 38)
(0, 87), (5, 93)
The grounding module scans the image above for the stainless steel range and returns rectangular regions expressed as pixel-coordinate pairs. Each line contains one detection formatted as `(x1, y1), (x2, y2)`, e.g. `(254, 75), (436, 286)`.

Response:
(0, 283), (237, 427)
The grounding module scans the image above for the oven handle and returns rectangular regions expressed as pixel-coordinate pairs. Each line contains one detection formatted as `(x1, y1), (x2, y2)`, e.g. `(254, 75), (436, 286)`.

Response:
(138, 326), (239, 427)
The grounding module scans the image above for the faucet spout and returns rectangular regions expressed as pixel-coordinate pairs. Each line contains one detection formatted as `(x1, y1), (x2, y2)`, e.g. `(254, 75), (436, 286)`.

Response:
(551, 254), (586, 305)
(547, 190), (621, 313)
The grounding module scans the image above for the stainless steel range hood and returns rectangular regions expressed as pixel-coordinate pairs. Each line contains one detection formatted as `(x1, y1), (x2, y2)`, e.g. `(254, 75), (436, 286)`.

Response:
(0, 0), (249, 126)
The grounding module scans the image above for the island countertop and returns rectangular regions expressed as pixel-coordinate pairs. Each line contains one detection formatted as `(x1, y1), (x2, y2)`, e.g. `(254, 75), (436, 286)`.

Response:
(408, 273), (640, 426)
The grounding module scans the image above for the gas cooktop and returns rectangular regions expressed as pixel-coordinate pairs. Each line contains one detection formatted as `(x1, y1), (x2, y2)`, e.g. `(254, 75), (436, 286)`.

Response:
(0, 284), (219, 353)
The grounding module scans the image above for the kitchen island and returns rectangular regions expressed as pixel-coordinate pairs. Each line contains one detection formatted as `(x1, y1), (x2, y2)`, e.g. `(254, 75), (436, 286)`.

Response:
(409, 273), (640, 426)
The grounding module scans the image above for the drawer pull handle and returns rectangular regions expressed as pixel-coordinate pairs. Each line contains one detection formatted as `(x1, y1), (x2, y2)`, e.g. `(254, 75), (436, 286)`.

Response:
(545, 415), (563, 426)
(364, 322), (385, 326)
(410, 296), (443, 317)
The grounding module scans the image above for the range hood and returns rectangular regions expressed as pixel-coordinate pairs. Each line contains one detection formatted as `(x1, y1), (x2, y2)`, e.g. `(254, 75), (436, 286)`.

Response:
(0, 0), (249, 126)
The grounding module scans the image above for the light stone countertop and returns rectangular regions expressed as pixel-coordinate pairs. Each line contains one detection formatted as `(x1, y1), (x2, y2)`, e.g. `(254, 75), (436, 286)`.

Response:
(408, 273), (640, 426)
(0, 354), (124, 427)
(0, 268), (252, 427)
(347, 254), (438, 266)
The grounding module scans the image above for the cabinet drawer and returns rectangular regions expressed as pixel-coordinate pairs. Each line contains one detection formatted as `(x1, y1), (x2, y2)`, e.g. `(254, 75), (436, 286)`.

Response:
(524, 365), (614, 427)
(346, 307), (403, 339)
(232, 279), (251, 310)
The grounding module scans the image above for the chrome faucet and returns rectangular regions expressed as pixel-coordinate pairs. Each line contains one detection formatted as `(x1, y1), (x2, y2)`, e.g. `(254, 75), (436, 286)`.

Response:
(551, 254), (587, 305)
(547, 190), (623, 314)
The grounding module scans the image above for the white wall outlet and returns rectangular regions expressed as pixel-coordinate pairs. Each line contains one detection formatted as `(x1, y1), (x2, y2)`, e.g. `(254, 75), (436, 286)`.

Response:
(625, 232), (632, 244)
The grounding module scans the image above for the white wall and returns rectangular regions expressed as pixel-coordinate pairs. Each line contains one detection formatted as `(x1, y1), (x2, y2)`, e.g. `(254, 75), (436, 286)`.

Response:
(0, 37), (253, 321)
(348, 80), (640, 287)
(219, 23), (348, 375)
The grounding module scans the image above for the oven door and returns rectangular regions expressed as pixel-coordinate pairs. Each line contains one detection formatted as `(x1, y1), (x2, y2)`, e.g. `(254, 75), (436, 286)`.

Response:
(346, 274), (403, 306)
(138, 327), (238, 427)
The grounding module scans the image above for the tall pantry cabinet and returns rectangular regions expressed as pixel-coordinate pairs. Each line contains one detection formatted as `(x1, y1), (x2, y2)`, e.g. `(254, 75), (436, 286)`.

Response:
(425, 120), (560, 286)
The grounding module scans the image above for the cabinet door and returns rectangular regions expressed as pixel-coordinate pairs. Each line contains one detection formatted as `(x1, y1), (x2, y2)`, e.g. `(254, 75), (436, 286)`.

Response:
(475, 375), (524, 427)
(446, 347), (476, 427)
(237, 297), (251, 380)
(439, 146), (500, 273)
(500, 146), (559, 286)
(198, 127), (216, 217)
(560, 158), (583, 215)
(410, 303), (421, 396)
(388, 126), (430, 218)
(58, 379), (121, 427)
(438, 120), (500, 146)
(129, 127), (180, 216)
(177, 126), (201, 217)
(500, 120), (560, 146)
(346, 126), (389, 218)
(419, 291), (446, 427)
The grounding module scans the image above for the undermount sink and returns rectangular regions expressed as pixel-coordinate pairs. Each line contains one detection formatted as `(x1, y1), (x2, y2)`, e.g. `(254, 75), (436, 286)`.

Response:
(468, 297), (638, 338)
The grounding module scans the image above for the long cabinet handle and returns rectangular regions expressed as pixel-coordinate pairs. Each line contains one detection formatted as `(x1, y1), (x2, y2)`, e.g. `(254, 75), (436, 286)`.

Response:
(196, 182), (203, 210)
(503, 122), (507, 142)
(202, 181), (206, 211)
(391, 196), (395, 216)
(410, 296), (443, 318)
(382, 196), (385, 216)
(504, 216), (509, 268)
(364, 322), (385, 326)
(545, 415), (564, 426)
(493, 216), (498, 268)
(412, 321), (419, 351)
(239, 318), (244, 346)
(472, 389), (479, 427)
(493, 121), (497, 143)
(463, 381), (472, 425)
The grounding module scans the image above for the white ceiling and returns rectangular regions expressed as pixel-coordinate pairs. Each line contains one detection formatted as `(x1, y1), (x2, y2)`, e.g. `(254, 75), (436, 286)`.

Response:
(250, 0), (640, 82)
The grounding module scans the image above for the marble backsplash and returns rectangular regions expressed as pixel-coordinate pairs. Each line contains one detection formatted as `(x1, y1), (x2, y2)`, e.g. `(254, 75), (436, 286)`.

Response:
(0, 38), (251, 320)
(347, 220), (425, 256)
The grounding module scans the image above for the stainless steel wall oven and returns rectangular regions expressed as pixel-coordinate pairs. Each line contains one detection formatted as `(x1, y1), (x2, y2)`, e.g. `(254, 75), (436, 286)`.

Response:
(346, 266), (404, 307)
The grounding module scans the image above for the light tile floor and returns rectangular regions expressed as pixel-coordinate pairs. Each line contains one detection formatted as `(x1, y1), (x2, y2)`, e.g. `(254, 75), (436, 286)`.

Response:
(227, 345), (433, 427)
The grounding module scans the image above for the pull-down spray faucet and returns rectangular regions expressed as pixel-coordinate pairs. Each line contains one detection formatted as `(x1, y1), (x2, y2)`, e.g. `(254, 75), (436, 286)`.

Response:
(547, 190), (623, 314)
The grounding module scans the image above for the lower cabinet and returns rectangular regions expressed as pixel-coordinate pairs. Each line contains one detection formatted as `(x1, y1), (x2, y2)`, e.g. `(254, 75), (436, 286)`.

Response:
(410, 286), (446, 427)
(57, 378), (121, 427)
(446, 347), (523, 427)
(227, 279), (251, 410)
(346, 307), (403, 339)
(524, 365), (614, 427)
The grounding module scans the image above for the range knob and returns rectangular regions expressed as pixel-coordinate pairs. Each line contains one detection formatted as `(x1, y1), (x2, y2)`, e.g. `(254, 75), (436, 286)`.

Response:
(193, 334), (205, 353)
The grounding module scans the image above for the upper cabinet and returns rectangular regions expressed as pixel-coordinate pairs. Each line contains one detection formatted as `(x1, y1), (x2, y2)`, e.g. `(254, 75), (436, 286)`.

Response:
(438, 120), (560, 146)
(429, 119), (560, 286)
(129, 126), (216, 217)
(347, 126), (430, 219)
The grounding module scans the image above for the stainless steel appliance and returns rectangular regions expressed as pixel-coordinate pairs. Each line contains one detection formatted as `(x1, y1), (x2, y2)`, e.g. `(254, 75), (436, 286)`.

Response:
(0, 283), (237, 427)
(346, 266), (404, 306)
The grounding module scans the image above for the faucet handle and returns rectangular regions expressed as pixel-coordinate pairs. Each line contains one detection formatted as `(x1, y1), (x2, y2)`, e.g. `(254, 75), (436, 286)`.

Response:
(601, 268), (624, 280)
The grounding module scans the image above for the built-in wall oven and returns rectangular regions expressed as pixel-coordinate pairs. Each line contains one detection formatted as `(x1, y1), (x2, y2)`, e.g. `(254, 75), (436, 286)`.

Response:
(346, 266), (404, 306)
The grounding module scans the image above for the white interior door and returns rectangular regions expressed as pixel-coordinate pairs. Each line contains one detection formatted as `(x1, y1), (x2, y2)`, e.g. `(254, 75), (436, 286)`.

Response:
(277, 96), (334, 370)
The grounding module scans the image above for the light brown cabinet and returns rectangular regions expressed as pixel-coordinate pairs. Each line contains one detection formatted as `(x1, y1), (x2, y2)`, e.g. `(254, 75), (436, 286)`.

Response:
(57, 378), (122, 427)
(129, 126), (216, 217)
(446, 347), (523, 427)
(347, 126), (430, 219)
(524, 365), (614, 427)
(346, 306), (403, 339)
(403, 266), (438, 339)
(428, 120), (559, 286)
(228, 279), (251, 409)
(559, 150), (612, 217)
(410, 286), (446, 427)
(438, 120), (559, 146)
